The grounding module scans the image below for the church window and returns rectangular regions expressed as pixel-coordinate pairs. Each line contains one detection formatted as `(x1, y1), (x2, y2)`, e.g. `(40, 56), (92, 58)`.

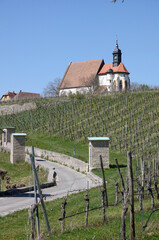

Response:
(125, 81), (127, 89)
(119, 80), (122, 91)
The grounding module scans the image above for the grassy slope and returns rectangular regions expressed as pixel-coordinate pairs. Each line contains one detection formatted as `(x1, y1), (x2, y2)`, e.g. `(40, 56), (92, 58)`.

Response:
(1, 179), (159, 240)
(0, 91), (159, 162)
(26, 134), (89, 162)
(0, 152), (47, 191)
(1, 150), (159, 239)
(1, 92), (159, 239)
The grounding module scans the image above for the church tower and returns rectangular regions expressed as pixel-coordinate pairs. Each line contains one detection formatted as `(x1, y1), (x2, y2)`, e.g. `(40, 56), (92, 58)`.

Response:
(113, 38), (122, 67)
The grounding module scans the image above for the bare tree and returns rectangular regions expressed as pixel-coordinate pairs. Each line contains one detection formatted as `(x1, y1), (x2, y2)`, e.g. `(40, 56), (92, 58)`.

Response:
(130, 82), (141, 91)
(130, 82), (151, 91)
(111, 0), (124, 2)
(43, 78), (61, 97)
(81, 74), (99, 94)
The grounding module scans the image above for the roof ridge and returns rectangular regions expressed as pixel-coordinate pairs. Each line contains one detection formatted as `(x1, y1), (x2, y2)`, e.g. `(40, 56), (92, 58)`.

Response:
(71, 59), (104, 64)
(59, 62), (72, 89)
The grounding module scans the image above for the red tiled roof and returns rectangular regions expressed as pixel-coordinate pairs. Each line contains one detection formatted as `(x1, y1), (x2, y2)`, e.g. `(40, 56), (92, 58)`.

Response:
(98, 62), (129, 75)
(13, 91), (41, 100)
(59, 59), (104, 89)
(1, 91), (16, 99)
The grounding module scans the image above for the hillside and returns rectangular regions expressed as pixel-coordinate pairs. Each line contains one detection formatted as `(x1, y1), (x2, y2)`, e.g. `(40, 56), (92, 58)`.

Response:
(1, 91), (159, 239)
(0, 91), (159, 163)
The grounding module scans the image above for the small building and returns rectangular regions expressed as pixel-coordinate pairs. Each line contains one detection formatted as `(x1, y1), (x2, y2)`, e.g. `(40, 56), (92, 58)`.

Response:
(88, 137), (110, 170)
(13, 90), (41, 101)
(1, 91), (16, 102)
(59, 40), (130, 96)
(1, 127), (15, 148)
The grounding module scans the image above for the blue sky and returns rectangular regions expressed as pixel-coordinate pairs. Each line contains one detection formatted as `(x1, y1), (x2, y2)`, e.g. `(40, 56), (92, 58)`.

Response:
(0, 0), (159, 97)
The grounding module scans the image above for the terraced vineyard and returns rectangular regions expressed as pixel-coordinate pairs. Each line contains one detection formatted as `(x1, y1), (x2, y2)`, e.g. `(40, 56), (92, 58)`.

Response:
(0, 91), (159, 162)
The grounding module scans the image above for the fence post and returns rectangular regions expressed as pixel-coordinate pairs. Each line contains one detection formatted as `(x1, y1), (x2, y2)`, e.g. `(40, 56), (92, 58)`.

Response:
(31, 146), (40, 239)
(61, 198), (67, 232)
(28, 202), (40, 240)
(115, 158), (125, 196)
(101, 188), (106, 223)
(30, 148), (51, 234)
(100, 155), (108, 207)
(84, 194), (89, 227)
(153, 158), (159, 199)
(115, 181), (119, 205)
(127, 151), (135, 240)
(29, 206), (35, 240)
(121, 202), (128, 240)
(140, 155), (145, 198)
(136, 179), (143, 211)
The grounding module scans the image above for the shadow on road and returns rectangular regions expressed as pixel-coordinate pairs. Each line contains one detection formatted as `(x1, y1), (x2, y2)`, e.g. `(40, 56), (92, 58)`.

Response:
(36, 159), (46, 162)
(0, 192), (51, 198)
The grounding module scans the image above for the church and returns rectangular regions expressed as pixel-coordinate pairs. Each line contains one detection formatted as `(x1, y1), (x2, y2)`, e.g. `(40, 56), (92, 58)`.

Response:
(59, 40), (130, 96)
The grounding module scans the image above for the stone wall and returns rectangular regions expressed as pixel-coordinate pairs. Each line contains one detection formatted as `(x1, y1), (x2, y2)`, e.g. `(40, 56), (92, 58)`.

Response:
(0, 102), (37, 115)
(25, 146), (89, 172)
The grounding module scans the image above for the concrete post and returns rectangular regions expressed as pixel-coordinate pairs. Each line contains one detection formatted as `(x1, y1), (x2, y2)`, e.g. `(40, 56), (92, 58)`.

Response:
(88, 137), (110, 170)
(10, 133), (27, 164)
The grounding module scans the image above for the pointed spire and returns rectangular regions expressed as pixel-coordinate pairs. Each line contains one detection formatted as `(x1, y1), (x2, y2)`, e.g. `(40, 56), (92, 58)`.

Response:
(113, 36), (122, 67)
(116, 35), (118, 49)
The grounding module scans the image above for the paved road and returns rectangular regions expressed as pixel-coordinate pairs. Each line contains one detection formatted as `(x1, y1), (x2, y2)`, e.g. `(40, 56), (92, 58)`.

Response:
(0, 158), (99, 216)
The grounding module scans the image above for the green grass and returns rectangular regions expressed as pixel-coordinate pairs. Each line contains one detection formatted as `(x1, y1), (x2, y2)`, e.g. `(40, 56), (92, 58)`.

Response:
(0, 152), (48, 191)
(1, 185), (159, 240)
(26, 133), (89, 162)
(1, 151), (159, 239)
(1, 92), (159, 239)
(1, 91), (159, 163)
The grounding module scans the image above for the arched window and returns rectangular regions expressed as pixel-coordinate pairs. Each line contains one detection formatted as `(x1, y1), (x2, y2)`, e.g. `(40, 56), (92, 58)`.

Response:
(119, 80), (122, 91)
(125, 81), (127, 90)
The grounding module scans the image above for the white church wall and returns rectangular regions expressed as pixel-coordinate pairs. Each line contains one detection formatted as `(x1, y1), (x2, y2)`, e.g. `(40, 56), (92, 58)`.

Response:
(59, 86), (91, 96)
(98, 75), (113, 87)
(98, 73), (130, 92)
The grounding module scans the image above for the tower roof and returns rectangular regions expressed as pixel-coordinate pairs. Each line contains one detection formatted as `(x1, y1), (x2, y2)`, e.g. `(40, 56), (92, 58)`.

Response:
(98, 62), (129, 75)
(113, 38), (121, 54)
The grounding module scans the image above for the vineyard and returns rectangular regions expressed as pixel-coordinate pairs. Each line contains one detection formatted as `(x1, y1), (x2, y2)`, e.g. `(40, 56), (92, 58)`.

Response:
(1, 91), (159, 239)
(0, 91), (159, 162)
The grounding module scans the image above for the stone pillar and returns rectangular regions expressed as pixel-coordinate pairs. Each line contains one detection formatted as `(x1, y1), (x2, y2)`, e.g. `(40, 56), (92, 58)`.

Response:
(88, 137), (110, 170)
(10, 133), (27, 164)
(2, 127), (15, 148)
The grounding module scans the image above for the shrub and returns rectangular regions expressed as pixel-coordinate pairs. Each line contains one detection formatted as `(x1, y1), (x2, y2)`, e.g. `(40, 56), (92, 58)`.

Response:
(75, 92), (85, 100)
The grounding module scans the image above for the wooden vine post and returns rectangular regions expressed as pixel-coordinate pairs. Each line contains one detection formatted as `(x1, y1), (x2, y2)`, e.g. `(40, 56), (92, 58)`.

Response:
(116, 158), (128, 240)
(30, 147), (51, 235)
(61, 198), (67, 232)
(115, 181), (119, 205)
(121, 200), (128, 240)
(29, 201), (40, 240)
(31, 147), (40, 239)
(101, 188), (106, 223)
(127, 151), (135, 240)
(100, 155), (108, 207)
(140, 155), (145, 198)
(84, 193), (89, 227)
(115, 158), (125, 195)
